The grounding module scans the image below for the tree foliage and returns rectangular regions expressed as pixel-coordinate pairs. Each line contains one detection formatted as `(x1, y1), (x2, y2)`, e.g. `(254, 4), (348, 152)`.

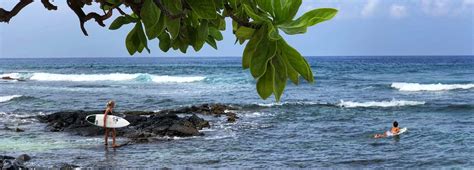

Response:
(0, 0), (337, 102)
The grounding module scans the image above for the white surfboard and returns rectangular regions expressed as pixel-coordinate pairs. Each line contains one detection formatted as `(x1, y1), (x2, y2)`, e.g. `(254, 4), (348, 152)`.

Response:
(391, 127), (408, 136)
(85, 114), (130, 128)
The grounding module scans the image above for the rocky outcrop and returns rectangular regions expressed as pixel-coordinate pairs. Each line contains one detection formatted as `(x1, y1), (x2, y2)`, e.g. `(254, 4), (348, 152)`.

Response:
(158, 103), (240, 122)
(37, 104), (238, 142)
(0, 154), (31, 169)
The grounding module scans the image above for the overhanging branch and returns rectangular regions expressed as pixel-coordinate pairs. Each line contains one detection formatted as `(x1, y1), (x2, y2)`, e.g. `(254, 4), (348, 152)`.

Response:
(0, 0), (33, 23)
(41, 0), (57, 10)
(67, 0), (113, 36)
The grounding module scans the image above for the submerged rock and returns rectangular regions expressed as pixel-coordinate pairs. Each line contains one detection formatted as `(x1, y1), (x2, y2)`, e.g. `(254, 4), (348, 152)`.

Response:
(2, 125), (25, 132)
(54, 163), (79, 169)
(0, 154), (31, 169)
(37, 104), (238, 142)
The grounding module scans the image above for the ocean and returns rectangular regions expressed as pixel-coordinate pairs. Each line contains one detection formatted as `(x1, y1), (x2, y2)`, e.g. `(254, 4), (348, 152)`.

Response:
(0, 56), (473, 168)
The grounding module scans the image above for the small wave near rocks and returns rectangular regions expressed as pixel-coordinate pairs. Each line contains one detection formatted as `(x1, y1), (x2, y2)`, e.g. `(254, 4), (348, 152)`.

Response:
(391, 82), (474, 92)
(249, 100), (425, 108)
(338, 100), (425, 108)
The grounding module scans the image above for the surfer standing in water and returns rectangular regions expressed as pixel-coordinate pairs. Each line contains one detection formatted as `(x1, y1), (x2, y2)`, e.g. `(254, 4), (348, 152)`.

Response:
(374, 121), (400, 138)
(104, 100), (118, 147)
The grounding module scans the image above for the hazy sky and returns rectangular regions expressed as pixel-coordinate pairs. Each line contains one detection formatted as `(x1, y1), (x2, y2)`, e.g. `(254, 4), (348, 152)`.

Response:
(0, 0), (473, 58)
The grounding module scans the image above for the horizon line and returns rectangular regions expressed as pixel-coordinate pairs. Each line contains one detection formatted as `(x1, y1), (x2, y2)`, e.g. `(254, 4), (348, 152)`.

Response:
(1, 55), (473, 59)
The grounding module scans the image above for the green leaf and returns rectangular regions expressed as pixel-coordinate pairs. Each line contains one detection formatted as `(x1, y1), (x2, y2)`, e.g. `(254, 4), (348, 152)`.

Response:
(256, 0), (273, 17)
(192, 20), (209, 51)
(164, 17), (181, 40)
(273, 0), (302, 24)
(242, 27), (264, 69)
(278, 40), (313, 82)
(206, 36), (218, 49)
(179, 42), (188, 53)
(106, 0), (120, 5)
(280, 48), (299, 84)
(250, 33), (277, 79)
(158, 32), (171, 52)
(109, 16), (133, 30)
(228, 0), (238, 9)
(208, 27), (223, 41)
(187, 0), (217, 19)
(155, 13), (166, 36)
(279, 8), (337, 35)
(125, 25), (139, 55)
(256, 62), (274, 99)
(141, 0), (161, 39)
(285, 0), (302, 21)
(161, 0), (182, 14)
(235, 26), (255, 40)
(243, 4), (268, 22)
(136, 22), (150, 53)
(214, 0), (224, 9)
(271, 55), (287, 102)
(267, 22), (280, 40)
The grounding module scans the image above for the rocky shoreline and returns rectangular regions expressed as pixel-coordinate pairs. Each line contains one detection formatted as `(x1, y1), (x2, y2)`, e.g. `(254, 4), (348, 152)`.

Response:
(3, 104), (240, 168)
(37, 103), (239, 142)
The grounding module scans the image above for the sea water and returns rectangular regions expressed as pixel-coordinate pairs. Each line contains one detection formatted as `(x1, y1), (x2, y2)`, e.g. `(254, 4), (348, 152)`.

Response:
(0, 56), (473, 168)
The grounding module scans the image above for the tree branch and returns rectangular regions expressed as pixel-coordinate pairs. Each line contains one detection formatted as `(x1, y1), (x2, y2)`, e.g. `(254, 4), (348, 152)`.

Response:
(0, 0), (33, 23)
(67, 0), (113, 36)
(41, 0), (57, 10)
(224, 3), (259, 29)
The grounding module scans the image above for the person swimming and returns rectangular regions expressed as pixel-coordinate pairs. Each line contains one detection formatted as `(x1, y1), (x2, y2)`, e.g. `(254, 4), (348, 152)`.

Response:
(374, 121), (400, 138)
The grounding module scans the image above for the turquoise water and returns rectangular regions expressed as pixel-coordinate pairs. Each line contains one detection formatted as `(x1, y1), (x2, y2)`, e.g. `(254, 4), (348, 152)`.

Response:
(0, 56), (473, 168)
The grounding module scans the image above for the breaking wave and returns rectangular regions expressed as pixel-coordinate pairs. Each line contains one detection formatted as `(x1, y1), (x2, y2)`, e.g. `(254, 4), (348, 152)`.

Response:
(0, 95), (22, 103)
(338, 100), (425, 108)
(0, 72), (205, 83)
(391, 82), (474, 92)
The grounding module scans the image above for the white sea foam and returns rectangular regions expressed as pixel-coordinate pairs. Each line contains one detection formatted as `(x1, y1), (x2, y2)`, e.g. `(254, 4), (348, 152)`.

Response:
(338, 100), (425, 108)
(255, 101), (319, 107)
(244, 112), (266, 118)
(0, 72), (205, 83)
(0, 95), (22, 103)
(391, 82), (474, 92)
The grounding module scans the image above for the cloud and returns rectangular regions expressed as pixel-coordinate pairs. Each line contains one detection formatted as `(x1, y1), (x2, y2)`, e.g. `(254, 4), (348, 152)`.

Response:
(420, 0), (452, 16)
(463, 0), (474, 7)
(390, 4), (408, 18)
(361, 0), (379, 17)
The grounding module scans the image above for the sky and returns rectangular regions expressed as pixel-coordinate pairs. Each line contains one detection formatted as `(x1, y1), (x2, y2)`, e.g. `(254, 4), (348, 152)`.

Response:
(0, 0), (473, 58)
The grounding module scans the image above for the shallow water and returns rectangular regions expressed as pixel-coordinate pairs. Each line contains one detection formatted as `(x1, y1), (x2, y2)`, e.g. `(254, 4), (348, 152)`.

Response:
(0, 56), (473, 168)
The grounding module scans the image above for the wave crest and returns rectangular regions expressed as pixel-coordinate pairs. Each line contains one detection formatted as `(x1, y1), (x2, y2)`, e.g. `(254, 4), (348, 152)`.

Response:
(0, 72), (205, 83)
(0, 95), (22, 103)
(391, 82), (474, 92)
(338, 100), (425, 108)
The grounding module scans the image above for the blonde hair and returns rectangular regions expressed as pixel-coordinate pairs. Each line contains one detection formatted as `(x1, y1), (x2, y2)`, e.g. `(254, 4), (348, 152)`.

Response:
(106, 100), (115, 108)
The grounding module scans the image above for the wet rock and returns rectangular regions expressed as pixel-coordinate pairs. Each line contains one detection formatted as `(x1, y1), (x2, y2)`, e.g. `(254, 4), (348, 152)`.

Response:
(0, 154), (31, 169)
(2, 125), (25, 132)
(226, 112), (238, 123)
(55, 163), (79, 169)
(168, 123), (200, 136)
(188, 114), (210, 129)
(36, 104), (237, 142)
(161, 103), (240, 122)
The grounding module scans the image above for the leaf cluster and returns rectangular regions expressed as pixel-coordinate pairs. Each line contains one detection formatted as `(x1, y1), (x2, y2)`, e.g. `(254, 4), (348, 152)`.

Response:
(109, 0), (337, 101)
